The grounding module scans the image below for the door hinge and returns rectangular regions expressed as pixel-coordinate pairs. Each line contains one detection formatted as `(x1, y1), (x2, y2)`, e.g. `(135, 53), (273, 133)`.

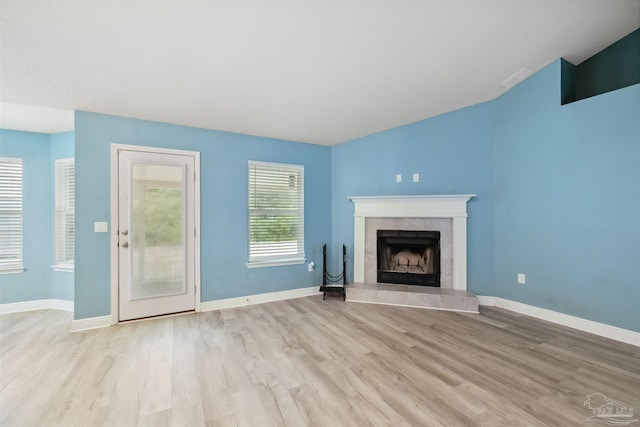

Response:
(194, 228), (197, 237)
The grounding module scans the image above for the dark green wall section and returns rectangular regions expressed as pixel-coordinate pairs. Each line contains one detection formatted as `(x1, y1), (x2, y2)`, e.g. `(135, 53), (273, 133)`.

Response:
(576, 29), (640, 100)
(562, 29), (639, 104)
(560, 59), (577, 105)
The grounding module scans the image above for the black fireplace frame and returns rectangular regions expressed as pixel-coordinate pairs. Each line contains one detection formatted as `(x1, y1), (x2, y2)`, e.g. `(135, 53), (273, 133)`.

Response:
(377, 230), (441, 287)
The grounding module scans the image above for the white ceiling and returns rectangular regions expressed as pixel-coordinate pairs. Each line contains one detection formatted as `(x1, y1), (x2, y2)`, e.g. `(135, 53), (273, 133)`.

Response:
(0, 103), (74, 134)
(1, 0), (638, 145)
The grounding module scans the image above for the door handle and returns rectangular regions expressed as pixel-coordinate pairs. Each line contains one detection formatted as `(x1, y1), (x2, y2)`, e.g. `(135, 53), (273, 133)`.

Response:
(121, 242), (129, 248)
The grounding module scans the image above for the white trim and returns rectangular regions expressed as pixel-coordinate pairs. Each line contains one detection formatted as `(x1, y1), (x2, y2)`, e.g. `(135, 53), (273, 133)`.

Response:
(111, 143), (200, 158)
(72, 287), (318, 331)
(246, 258), (306, 268)
(476, 295), (496, 306)
(200, 286), (320, 312)
(0, 267), (25, 275)
(0, 157), (23, 273)
(54, 158), (75, 267)
(110, 146), (119, 325)
(348, 195), (476, 218)
(349, 194), (475, 291)
(478, 296), (640, 347)
(0, 299), (49, 314)
(0, 298), (73, 314)
(111, 144), (201, 325)
(51, 265), (74, 272)
(70, 315), (112, 332)
(50, 299), (74, 311)
(247, 160), (305, 266)
(194, 153), (201, 313)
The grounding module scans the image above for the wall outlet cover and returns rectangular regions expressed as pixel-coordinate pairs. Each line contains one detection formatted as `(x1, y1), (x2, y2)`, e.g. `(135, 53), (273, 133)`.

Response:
(517, 273), (526, 284)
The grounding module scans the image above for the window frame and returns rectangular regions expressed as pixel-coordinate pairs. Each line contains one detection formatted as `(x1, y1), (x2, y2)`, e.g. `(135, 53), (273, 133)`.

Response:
(54, 158), (74, 272)
(0, 157), (24, 274)
(247, 160), (305, 268)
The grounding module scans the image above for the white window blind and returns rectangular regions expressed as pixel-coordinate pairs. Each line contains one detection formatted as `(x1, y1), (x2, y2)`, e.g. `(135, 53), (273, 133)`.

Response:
(248, 161), (304, 266)
(0, 157), (23, 272)
(55, 158), (74, 269)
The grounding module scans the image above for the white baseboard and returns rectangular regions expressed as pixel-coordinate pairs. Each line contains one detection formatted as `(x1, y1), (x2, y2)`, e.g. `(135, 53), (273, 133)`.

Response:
(200, 286), (320, 312)
(67, 287), (320, 332)
(0, 298), (74, 314)
(476, 295), (496, 307)
(50, 299), (74, 312)
(7, 292), (636, 347)
(478, 296), (640, 347)
(0, 299), (49, 314)
(70, 315), (112, 332)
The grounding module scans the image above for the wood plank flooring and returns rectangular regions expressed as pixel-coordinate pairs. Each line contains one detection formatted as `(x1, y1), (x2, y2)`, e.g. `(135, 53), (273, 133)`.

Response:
(1, 296), (639, 426)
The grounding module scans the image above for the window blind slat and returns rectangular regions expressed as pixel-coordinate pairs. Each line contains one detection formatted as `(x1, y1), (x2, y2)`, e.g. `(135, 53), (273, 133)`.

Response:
(0, 157), (23, 271)
(248, 161), (304, 263)
(55, 159), (74, 267)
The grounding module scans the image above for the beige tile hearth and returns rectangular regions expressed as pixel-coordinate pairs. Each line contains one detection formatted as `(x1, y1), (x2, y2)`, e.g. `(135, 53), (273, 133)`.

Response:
(347, 282), (479, 313)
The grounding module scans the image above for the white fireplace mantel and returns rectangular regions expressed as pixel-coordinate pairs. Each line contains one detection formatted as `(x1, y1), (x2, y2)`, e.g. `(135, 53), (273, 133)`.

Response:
(349, 195), (475, 291)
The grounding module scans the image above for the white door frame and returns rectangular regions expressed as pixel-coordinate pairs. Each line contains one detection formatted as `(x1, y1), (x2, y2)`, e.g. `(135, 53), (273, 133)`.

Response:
(110, 143), (201, 325)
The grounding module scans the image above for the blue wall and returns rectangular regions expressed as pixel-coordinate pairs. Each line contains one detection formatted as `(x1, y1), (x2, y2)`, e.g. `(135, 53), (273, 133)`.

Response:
(74, 112), (332, 320)
(49, 132), (75, 301)
(493, 60), (640, 332)
(332, 59), (639, 332)
(331, 102), (496, 296)
(0, 130), (53, 303)
(6, 60), (637, 333)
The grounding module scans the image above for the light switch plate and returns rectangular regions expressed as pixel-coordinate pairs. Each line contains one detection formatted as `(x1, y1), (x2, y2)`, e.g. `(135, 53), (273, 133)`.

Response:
(413, 173), (419, 182)
(94, 222), (109, 233)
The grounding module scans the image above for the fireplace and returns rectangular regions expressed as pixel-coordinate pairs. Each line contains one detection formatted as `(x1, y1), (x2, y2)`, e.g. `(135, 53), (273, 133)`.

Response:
(377, 230), (440, 287)
(349, 195), (475, 291)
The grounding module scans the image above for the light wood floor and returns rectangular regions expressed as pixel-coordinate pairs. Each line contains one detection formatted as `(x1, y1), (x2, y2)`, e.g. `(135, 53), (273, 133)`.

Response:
(1, 297), (639, 426)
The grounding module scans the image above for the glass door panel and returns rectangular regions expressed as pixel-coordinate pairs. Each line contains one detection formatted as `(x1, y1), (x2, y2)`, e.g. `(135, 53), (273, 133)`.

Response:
(118, 149), (196, 321)
(130, 164), (186, 300)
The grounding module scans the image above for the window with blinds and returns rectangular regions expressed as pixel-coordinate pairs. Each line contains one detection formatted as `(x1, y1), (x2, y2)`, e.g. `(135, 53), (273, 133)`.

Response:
(0, 157), (23, 273)
(248, 161), (305, 267)
(55, 158), (74, 270)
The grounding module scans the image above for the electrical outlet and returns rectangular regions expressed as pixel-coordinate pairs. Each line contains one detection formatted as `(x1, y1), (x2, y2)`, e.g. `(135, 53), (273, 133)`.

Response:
(308, 262), (315, 272)
(396, 174), (402, 183)
(413, 173), (419, 182)
(517, 273), (526, 284)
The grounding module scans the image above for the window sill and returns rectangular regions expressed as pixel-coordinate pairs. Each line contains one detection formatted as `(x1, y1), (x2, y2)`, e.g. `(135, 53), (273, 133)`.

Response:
(247, 258), (306, 269)
(0, 267), (25, 275)
(51, 265), (74, 272)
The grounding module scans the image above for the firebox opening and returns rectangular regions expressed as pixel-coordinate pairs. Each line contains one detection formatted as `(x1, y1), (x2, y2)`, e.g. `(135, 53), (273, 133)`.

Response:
(377, 230), (440, 287)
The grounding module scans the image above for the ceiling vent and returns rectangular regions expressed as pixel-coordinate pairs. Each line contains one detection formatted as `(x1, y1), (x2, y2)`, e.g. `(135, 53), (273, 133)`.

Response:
(500, 68), (533, 89)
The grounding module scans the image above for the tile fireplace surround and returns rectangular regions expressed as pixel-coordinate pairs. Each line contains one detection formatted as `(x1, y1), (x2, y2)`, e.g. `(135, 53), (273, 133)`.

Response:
(347, 195), (478, 313)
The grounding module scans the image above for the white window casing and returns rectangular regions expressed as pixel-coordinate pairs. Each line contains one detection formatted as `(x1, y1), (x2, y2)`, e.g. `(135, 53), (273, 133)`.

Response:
(248, 161), (305, 267)
(55, 158), (74, 271)
(0, 157), (24, 273)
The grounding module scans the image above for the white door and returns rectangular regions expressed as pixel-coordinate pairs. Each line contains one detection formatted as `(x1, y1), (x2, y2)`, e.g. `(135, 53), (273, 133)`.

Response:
(117, 149), (196, 321)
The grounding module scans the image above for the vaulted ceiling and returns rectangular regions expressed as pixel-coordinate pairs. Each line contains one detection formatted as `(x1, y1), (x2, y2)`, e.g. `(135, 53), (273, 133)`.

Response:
(1, 0), (638, 145)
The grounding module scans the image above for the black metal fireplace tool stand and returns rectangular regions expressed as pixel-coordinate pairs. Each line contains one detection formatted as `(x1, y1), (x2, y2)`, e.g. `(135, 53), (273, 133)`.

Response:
(320, 244), (347, 300)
